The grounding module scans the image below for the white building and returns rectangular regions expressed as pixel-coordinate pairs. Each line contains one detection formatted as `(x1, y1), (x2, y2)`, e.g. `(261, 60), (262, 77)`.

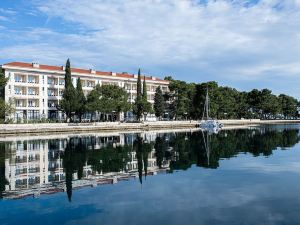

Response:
(1, 62), (169, 121)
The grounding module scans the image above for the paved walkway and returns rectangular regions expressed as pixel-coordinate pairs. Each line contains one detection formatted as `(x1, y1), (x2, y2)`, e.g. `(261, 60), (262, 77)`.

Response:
(0, 119), (299, 135)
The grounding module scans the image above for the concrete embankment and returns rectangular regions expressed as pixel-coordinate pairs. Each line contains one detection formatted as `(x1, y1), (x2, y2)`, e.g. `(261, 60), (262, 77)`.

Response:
(0, 119), (300, 135)
(0, 121), (199, 136)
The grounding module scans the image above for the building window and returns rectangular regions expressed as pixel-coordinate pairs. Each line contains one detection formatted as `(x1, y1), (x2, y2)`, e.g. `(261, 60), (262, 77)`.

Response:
(124, 83), (131, 90)
(28, 76), (37, 83)
(28, 88), (36, 95)
(48, 78), (54, 85)
(14, 87), (21, 95)
(48, 90), (55, 96)
(15, 75), (22, 83)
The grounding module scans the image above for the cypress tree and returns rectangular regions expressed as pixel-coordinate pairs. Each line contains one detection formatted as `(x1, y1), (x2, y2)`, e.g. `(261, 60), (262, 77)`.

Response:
(142, 76), (151, 118)
(75, 78), (86, 122)
(59, 59), (77, 122)
(0, 69), (8, 98)
(142, 76), (147, 102)
(134, 69), (143, 121)
(154, 86), (165, 119)
(0, 70), (8, 121)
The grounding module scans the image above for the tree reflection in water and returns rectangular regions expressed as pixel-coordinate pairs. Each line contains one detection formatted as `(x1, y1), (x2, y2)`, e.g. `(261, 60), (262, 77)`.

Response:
(0, 125), (299, 200)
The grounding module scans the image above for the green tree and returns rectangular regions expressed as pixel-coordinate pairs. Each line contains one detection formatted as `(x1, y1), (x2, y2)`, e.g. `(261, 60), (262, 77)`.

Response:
(236, 91), (250, 119)
(154, 86), (165, 119)
(0, 69), (8, 99)
(75, 78), (86, 122)
(142, 77), (152, 118)
(86, 84), (101, 120)
(0, 69), (8, 122)
(59, 59), (77, 122)
(167, 77), (195, 119)
(133, 69), (144, 121)
(86, 84), (130, 121)
(247, 89), (262, 118)
(259, 89), (280, 119)
(279, 94), (298, 119)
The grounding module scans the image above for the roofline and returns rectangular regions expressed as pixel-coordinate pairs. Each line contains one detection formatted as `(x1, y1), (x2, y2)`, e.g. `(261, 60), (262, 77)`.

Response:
(1, 62), (169, 84)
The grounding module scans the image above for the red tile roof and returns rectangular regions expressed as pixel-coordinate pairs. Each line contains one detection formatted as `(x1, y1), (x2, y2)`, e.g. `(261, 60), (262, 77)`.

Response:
(2, 62), (169, 83)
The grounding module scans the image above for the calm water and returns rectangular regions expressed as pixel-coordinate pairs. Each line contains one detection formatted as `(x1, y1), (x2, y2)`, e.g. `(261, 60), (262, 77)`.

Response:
(1, 125), (300, 225)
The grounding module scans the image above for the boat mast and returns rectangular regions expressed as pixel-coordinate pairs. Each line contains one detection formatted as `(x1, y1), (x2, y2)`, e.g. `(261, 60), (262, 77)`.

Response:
(202, 87), (210, 120)
(206, 88), (209, 119)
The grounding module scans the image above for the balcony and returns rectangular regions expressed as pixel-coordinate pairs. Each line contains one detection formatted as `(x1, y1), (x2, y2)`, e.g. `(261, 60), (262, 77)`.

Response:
(14, 86), (27, 96)
(15, 100), (27, 108)
(28, 75), (39, 84)
(14, 74), (27, 83)
(28, 168), (40, 173)
(28, 88), (39, 96)
(47, 78), (58, 86)
(48, 100), (58, 108)
(48, 89), (58, 97)
(28, 100), (39, 108)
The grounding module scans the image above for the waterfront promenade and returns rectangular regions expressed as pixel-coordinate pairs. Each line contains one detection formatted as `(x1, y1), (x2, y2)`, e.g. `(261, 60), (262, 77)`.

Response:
(1, 119), (300, 135)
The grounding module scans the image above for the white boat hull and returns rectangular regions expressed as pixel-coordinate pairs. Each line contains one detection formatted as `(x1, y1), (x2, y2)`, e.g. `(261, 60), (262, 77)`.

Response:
(200, 120), (223, 129)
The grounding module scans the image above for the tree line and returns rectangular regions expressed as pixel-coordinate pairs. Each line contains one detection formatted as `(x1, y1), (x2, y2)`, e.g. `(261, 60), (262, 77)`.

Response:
(60, 60), (165, 122)
(165, 77), (299, 120)
(0, 59), (299, 122)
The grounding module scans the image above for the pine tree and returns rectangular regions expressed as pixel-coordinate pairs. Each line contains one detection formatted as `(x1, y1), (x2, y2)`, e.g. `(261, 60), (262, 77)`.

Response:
(154, 86), (165, 119)
(59, 59), (77, 122)
(75, 78), (86, 122)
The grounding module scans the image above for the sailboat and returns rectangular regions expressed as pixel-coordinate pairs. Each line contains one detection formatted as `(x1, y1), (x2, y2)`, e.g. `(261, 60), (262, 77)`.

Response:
(199, 88), (223, 131)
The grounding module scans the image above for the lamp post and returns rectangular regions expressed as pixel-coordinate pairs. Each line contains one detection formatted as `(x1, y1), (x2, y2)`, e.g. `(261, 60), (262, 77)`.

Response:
(112, 110), (116, 122)
(165, 112), (169, 121)
(224, 112), (227, 120)
(71, 111), (75, 123)
(184, 112), (188, 121)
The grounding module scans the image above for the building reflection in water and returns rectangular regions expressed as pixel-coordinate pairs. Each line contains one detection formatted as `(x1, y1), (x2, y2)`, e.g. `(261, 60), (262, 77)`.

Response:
(1, 132), (173, 200)
(1, 126), (299, 200)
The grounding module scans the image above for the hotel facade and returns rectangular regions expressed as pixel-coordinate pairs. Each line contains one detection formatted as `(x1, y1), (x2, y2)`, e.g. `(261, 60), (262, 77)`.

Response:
(0, 62), (169, 121)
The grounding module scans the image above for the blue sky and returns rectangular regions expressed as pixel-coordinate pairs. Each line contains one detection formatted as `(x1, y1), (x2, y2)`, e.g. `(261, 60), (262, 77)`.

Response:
(1, 0), (300, 97)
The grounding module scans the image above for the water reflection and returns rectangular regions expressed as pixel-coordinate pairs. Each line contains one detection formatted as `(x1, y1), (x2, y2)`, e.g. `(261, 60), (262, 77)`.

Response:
(0, 125), (299, 201)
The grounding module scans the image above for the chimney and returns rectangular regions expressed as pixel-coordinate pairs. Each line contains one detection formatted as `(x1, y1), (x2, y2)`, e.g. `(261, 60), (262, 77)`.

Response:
(90, 69), (96, 74)
(62, 66), (65, 70)
(134, 74), (138, 79)
(32, 62), (39, 68)
(151, 76), (156, 80)
(112, 72), (116, 76)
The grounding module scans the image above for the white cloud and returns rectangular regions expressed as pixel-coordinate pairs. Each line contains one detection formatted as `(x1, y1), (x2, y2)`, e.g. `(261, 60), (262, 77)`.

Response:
(1, 0), (300, 96)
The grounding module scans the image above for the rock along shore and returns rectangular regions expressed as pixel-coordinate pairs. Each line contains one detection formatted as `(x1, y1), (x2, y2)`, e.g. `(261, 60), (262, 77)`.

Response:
(0, 119), (300, 136)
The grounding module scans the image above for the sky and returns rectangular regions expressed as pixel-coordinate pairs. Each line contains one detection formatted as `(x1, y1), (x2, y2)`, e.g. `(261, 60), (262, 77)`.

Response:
(1, 0), (300, 97)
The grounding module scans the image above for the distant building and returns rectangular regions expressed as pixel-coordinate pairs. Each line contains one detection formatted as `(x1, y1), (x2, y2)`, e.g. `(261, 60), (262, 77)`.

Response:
(1, 62), (169, 121)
